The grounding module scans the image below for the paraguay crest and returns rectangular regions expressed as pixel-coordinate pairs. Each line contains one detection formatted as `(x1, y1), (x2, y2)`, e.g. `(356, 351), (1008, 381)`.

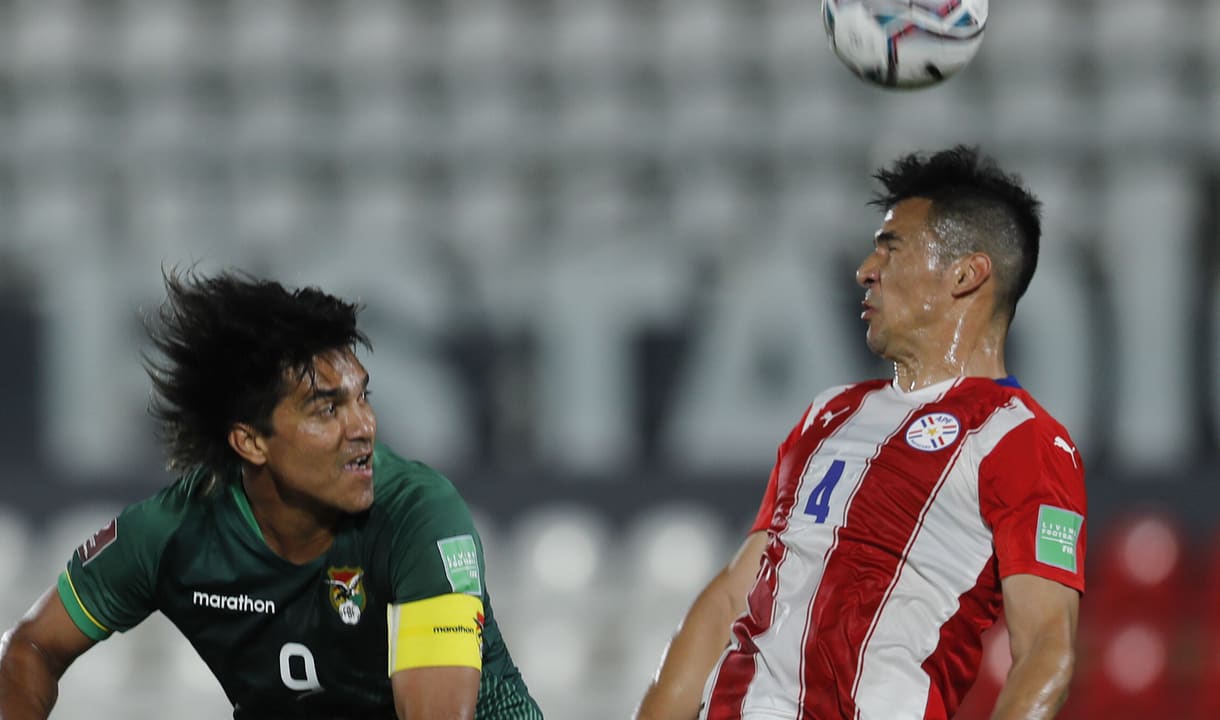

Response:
(325, 567), (366, 626)
(905, 412), (961, 452)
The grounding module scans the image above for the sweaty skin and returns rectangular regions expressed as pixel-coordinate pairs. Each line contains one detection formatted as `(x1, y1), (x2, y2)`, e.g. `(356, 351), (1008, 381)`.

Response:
(858, 199), (1007, 392)
(637, 192), (1080, 719)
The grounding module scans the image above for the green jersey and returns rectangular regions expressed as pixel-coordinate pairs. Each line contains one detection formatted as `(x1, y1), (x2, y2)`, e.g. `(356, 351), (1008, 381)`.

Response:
(58, 444), (541, 720)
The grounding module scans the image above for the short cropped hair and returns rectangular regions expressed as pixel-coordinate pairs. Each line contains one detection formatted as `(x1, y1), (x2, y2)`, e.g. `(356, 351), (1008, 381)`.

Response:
(869, 145), (1042, 322)
(143, 268), (370, 481)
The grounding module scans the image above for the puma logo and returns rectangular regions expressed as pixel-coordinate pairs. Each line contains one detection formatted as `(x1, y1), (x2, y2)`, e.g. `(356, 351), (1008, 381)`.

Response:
(1053, 436), (1077, 468)
(820, 406), (851, 427)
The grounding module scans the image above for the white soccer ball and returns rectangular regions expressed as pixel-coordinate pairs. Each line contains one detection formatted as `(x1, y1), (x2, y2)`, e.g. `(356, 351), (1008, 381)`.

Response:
(822, 0), (987, 89)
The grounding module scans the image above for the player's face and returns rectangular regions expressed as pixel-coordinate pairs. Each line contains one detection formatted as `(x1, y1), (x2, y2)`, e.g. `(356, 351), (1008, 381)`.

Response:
(261, 349), (378, 515)
(855, 197), (955, 359)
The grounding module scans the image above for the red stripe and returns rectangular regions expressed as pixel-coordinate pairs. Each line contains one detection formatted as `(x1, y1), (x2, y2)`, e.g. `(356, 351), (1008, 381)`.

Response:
(919, 559), (1003, 719)
(797, 388), (963, 719)
(705, 381), (884, 718)
(849, 428), (972, 709)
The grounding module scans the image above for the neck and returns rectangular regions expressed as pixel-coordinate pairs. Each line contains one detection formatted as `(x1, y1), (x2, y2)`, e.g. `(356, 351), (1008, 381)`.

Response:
(890, 317), (1008, 393)
(241, 468), (338, 565)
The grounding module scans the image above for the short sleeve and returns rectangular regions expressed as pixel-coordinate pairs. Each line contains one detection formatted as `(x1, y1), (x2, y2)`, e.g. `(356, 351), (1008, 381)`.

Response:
(387, 480), (487, 604)
(749, 403), (816, 534)
(979, 421), (1087, 592)
(58, 490), (183, 639)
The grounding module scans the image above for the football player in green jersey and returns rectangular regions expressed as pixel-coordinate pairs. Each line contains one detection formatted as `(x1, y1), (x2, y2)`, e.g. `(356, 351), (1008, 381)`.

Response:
(0, 270), (543, 720)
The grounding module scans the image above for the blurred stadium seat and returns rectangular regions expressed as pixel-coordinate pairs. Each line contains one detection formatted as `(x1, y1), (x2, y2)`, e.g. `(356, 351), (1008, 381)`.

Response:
(1074, 620), (1183, 720)
(613, 503), (729, 713)
(1068, 511), (1196, 720)
(0, 505), (31, 622)
(0, 2), (1217, 719)
(499, 504), (610, 711)
(1088, 511), (1189, 624)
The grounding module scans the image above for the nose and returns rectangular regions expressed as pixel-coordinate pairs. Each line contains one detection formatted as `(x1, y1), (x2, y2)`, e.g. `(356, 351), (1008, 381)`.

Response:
(856, 251), (880, 288)
(346, 400), (377, 441)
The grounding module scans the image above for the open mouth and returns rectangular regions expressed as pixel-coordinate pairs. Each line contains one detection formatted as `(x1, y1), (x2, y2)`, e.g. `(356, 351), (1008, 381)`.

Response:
(345, 453), (373, 472)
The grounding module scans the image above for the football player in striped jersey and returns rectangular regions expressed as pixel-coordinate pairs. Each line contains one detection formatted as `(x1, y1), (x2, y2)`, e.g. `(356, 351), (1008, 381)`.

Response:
(638, 146), (1084, 720)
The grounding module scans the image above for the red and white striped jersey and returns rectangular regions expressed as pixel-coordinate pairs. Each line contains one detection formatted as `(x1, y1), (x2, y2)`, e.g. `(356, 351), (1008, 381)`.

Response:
(701, 376), (1087, 720)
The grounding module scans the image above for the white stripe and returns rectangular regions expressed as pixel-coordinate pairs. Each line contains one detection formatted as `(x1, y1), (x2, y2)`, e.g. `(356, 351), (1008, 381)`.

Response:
(852, 398), (1034, 719)
(386, 603), (399, 675)
(740, 382), (950, 717)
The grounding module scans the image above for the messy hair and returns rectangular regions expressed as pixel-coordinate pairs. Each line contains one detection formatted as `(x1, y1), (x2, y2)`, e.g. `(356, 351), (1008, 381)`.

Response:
(143, 268), (370, 484)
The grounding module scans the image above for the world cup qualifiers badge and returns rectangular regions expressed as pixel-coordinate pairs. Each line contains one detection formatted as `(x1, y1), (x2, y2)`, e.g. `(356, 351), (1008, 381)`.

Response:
(325, 567), (366, 626)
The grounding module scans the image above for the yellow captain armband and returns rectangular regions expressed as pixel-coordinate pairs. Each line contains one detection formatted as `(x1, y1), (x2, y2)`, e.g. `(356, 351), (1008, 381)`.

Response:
(387, 593), (485, 674)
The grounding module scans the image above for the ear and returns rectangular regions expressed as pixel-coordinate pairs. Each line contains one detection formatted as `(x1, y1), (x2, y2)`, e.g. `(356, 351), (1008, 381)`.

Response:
(949, 252), (992, 299)
(228, 423), (269, 467)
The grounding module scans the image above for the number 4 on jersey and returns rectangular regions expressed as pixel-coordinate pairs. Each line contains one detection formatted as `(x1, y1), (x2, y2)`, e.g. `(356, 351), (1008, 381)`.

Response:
(803, 460), (845, 524)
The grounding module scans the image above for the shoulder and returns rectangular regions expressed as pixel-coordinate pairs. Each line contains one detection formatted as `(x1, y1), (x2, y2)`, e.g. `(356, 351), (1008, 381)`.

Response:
(978, 380), (1075, 443)
(1009, 387), (1074, 440)
(812, 380), (887, 407)
(793, 379), (890, 434)
(939, 378), (1060, 431)
(119, 467), (214, 539)
(995, 389), (1082, 470)
(966, 383), (1086, 497)
(369, 443), (473, 526)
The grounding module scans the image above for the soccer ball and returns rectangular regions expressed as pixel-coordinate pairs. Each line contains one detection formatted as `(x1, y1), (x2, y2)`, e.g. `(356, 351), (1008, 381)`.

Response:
(822, 0), (987, 89)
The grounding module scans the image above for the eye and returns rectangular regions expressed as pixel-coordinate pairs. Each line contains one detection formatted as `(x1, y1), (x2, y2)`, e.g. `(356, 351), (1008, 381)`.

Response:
(320, 402), (337, 416)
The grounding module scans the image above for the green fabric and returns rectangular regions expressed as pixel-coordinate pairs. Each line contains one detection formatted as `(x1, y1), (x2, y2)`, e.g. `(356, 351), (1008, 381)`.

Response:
(228, 481), (266, 543)
(57, 571), (111, 641)
(59, 445), (541, 719)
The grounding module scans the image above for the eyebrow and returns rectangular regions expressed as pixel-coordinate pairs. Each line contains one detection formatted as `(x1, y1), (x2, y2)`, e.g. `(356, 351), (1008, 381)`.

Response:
(874, 231), (902, 247)
(303, 373), (370, 406)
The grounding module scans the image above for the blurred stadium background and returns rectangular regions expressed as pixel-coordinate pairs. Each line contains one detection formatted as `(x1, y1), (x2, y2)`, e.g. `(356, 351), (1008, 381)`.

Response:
(0, 0), (1217, 718)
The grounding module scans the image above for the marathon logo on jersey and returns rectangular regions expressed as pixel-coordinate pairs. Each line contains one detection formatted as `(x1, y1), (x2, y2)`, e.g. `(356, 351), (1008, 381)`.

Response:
(191, 591), (276, 615)
(437, 535), (482, 596)
(77, 517), (118, 566)
(905, 412), (961, 452)
(325, 567), (366, 626)
(1036, 505), (1084, 573)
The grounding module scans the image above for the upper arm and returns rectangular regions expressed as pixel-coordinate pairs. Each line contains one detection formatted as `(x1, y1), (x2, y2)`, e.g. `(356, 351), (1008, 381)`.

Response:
(1001, 574), (1079, 662)
(383, 474), (489, 717)
(3, 586), (97, 678)
(59, 489), (192, 638)
(719, 531), (768, 607)
(979, 420), (1087, 593)
(391, 665), (480, 720)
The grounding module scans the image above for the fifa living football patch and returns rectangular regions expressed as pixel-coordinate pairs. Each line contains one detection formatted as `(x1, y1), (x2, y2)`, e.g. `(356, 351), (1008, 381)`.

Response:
(437, 535), (482, 596)
(1036, 505), (1083, 572)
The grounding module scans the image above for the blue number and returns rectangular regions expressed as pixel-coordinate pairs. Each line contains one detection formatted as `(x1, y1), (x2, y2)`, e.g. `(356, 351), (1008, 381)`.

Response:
(803, 460), (845, 524)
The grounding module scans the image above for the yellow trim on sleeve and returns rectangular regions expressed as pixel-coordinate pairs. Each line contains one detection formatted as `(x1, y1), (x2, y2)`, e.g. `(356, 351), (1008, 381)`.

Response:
(387, 593), (485, 674)
(64, 569), (111, 634)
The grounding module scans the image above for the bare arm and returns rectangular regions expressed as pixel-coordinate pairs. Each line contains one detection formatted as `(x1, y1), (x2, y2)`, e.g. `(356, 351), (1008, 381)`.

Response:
(990, 574), (1079, 720)
(635, 530), (767, 720)
(392, 666), (480, 720)
(0, 587), (97, 720)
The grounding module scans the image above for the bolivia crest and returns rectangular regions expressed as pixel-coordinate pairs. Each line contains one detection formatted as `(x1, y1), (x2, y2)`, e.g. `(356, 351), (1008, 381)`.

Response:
(905, 412), (961, 452)
(326, 567), (366, 626)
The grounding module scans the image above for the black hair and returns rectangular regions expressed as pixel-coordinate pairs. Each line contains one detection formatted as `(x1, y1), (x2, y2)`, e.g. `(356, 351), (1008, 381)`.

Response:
(869, 145), (1042, 322)
(143, 268), (370, 483)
